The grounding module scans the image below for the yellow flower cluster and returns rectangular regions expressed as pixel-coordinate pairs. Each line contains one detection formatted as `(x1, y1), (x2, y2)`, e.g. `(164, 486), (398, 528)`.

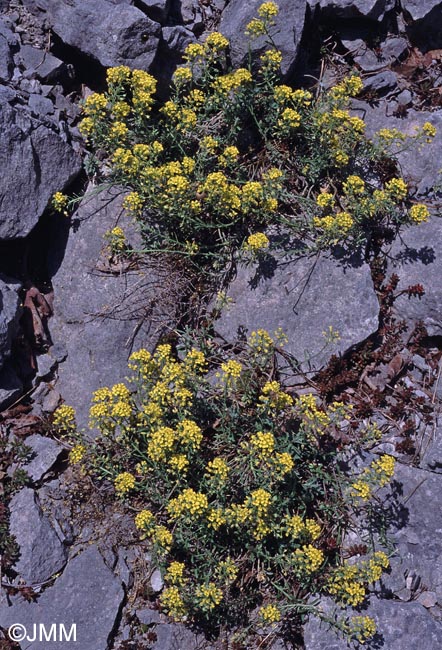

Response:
(278, 107), (301, 130)
(259, 381), (293, 410)
(260, 603), (281, 624)
(286, 514), (321, 541)
(219, 359), (242, 386)
(316, 192), (335, 209)
(69, 444), (86, 464)
(250, 431), (275, 456)
(249, 328), (275, 354)
(294, 544), (324, 574)
(114, 472), (135, 495)
(296, 394), (330, 434)
(260, 49), (283, 71)
(195, 583), (223, 611)
(165, 561), (186, 585)
(160, 586), (186, 619)
(52, 192), (69, 215)
(135, 509), (155, 533)
(342, 175), (365, 195)
(53, 405), (77, 433)
(123, 191), (144, 215)
(104, 226), (126, 253)
(347, 615), (377, 644)
(327, 564), (366, 606)
(385, 177), (407, 201)
(167, 488), (208, 519)
(245, 232), (270, 252)
(422, 121), (437, 141)
(212, 69), (252, 97)
(206, 457), (229, 481)
(370, 454), (395, 487)
(216, 558), (238, 582)
(409, 203), (430, 223)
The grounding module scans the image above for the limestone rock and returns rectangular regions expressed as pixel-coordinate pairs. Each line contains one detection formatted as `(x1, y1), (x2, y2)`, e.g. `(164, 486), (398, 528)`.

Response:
(0, 275), (21, 369)
(0, 100), (81, 240)
(23, 434), (63, 482)
(0, 546), (124, 650)
(8, 488), (67, 584)
(219, 0), (307, 77)
(0, 17), (19, 82)
(35, 0), (161, 70)
(215, 250), (378, 371)
(304, 597), (442, 649)
(311, 0), (395, 21)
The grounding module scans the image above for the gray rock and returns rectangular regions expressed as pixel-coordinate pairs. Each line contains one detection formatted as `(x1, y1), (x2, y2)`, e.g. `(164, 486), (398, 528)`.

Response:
(403, 1), (442, 49)
(344, 36), (408, 71)
(387, 218), (442, 336)
(151, 623), (202, 650)
(39, 0), (161, 70)
(219, 0), (307, 77)
(35, 352), (57, 378)
(23, 434), (63, 482)
(311, 0), (395, 21)
(215, 250), (378, 371)
(9, 488), (67, 584)
(48, 186), (178, 430)
(421, 426), (442, 472)
(0, 546), (124, 650)
(136, 608), (162, 625)
(0, 362), (23, 409)
(161, 25), (195, 54)
(363, 70), (398, 94)
(418, 591), (438, 608)
(0, 275), (21, 369)
(0, 101), (81, 240)
(137, 0), (171, 23)
(304, 597), (442, 649)
(17, 44), (68, 83)
(150, 568), (164, 592)
(358, 103), (442, 197)
(28, 93), (54, 116)
(0, 18), (19, 82)
(387, 463), (442, 602)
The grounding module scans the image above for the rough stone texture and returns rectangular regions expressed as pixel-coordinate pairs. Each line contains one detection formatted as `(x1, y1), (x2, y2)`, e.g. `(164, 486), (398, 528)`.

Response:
(37, 0), (161, 70)
(138, 0), (172, 24)
(304, 597), (442, 649)
(0, 17), (19, 82)
(219, 0), (307, 77)
(363, 70), (398, 94)
(311, 0), (395, 21)
(382, 464), (442, 604)
(23, 434), (63, 482)
(387, 218), (442, 336)
(0, 100), (81, 240)
(8, 488), (67, 584)
(0, 546), (124, 650)
(421, 423), (442, 472)
(0, 363), (23, 409)
(48, 187), (178, 430)
(403, 1), (442, 50)
(16, 44), (69, 83)
(344, 36), (408, 71)
(151, 623), (203, 650)
(215, 251), (379, 371)
(0, 275), (21, 369)
(355, 102), (442, 197)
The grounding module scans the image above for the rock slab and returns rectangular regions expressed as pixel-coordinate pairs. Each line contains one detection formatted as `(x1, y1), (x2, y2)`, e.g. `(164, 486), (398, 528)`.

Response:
(0, 546), (124, 650)
(215, 251), (379, 370)
(8, 487), (67, 584)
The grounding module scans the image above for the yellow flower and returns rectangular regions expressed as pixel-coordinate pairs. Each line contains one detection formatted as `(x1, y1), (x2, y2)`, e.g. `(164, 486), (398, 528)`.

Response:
(135, 509), (155, 533)
(294, 545), (324, 573)
(259, 603), (281, 624)
(206, 457), (229, 481)
(53, 404), (77, 432)
(106, 66), (131, 85)
(69, 444), (86, 464)
(207, 508), (227, 530)
(258, 1), (279, 20)
(112, 101), (130, 119)
(123, 191), (144, 214)
(316, 192), (335, 209)
(422, 121), (437, 141)
(245, 18), (266, 37)
(52, 192), (69, 215)
(278, 108), (301, 129)
(218, 145), (239, 167)
(385, 177), (407, 201)
(205, 31), (229, 52)
(165, 561), (186, 586)
(195, 583), (223, 611)
(168, 454), (189, 474)
(114, 472), (135, 495)
(347, 616), (377, 644)
(409, 203), (430, 223)
(160, 586), (186, 619)
(167, 488), (208, 519)
(152, 525), (173, 552)
(245, 232), (269, 252)
(250, 431), (275, 456)
(184, 42), (205, 62)
(173, 66), (192, 85)
(220, 359), (242, 381)
(335, 211), (354, 233)
(260, 49), (282, 70)
(342, 175), (365, 195)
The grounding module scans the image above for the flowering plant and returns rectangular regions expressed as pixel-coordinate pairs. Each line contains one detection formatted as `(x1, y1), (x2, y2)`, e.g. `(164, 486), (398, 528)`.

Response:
(74, 2), (434, 272)
(54, 329), (395, 645)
